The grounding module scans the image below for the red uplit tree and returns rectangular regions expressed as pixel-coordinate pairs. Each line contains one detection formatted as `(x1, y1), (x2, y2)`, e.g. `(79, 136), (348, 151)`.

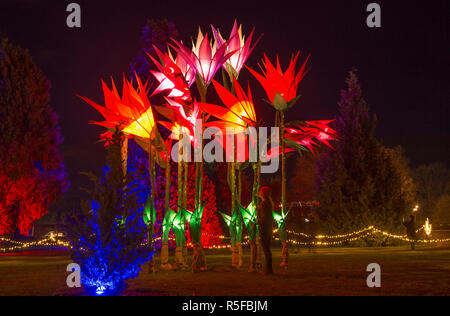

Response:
(0, 39), (68, 235)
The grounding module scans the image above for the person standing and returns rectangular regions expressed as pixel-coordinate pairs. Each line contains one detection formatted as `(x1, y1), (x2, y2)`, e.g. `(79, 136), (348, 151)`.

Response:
(403, 215), (417, 250)
(256, 186), (274, 275)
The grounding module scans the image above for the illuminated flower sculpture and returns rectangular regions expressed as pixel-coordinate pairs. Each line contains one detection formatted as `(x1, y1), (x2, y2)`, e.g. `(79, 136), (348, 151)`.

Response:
(79, 76), (156, 139)
(212, 20), (262, 78)
(148, 46), (194, 101)
(246, 52), (310, 111)
(247, 52), (310, 214)
(267, 121), (337, 158)
(157, 97), (200, 145)
(248, 53), (337, 269)
(79, 75), (164, 256)
(220, 211), (244, 268)
(239, 201), (259, 271)
(182, 205), (207, 272)
(198, 77), (261, 270)
(155, 97), (200, 268)
(171, 29), (236, 244)
(171, 28), (237, 100)
(266, 120), (336, 268)
(75, 20), (342, 281)
(199, 78), (257, 132)
(285, 120), (337, 153)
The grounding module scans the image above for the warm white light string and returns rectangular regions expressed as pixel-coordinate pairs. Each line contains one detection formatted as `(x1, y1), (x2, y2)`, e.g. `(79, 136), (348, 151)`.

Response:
(1, 224), (448, 252)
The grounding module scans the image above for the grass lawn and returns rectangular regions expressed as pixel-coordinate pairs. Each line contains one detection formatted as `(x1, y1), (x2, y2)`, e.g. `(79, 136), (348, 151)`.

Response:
(1, 245), (449, 296)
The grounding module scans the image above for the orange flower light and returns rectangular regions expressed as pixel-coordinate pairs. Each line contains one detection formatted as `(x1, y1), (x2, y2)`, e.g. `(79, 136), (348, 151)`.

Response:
(197, 77), (257, 133)
(246, 52), (310, 110)
(78, 75), (156, 140)
(197, 78), (258, 162)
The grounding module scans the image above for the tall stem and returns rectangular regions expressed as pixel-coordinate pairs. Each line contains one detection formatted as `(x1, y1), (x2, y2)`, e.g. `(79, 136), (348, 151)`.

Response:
(120, 136), (128, 220)
(148, 144), (155, 245)
(183, 160), (188, 209)
(165, 149), (171, 213)
(149, 145), (155, 204)
(252, 135), (261, 204)
(280, 111), (286, 213)
(195, 83), (207, 211)
(148, 143), (155, 272)
(231, 135), (236, 213)
(177, 134), (184, 210)
(121, 137), (128, 177)
(238, 167), (242, 205)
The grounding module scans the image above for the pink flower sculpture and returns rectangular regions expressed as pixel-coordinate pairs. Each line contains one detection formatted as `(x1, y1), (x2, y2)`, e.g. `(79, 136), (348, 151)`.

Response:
(212, 20), (262, 77)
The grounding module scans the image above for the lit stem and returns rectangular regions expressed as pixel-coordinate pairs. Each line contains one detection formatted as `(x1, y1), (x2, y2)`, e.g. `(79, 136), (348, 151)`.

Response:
(280, 110), (286, 213)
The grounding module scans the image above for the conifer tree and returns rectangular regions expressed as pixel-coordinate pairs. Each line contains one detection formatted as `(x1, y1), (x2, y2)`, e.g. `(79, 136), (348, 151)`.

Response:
(316, 71), (409, 237)
(68, 130), (152, 296)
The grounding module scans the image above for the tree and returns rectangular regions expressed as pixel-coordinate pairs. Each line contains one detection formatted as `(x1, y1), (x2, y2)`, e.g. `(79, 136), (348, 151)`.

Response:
(413, 163), (450, 219)
(67, 130), (152, 296)
(433, 195), (450, 225)
(129, 19), (179, 83)
(316, 70), (408, 236)
(0, 39), (68, 235)
(384, 146), (416, 213)
(288, 154), (318, 202)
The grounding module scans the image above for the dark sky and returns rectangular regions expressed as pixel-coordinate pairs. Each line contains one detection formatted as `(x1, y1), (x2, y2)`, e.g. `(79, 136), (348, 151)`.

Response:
(1, 0), (449, 210)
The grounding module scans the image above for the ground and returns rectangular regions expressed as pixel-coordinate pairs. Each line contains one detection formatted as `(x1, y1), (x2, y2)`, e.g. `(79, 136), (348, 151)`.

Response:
(1, 246), (449, 296)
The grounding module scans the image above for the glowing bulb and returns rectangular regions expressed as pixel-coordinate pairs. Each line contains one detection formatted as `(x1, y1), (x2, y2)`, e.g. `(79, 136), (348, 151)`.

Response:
(96, 285), (106, 296)
(425, 218), (432, 236)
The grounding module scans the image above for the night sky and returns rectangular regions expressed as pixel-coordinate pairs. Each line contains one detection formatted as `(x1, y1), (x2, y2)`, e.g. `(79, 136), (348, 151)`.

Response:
(1, 0), (449, 211)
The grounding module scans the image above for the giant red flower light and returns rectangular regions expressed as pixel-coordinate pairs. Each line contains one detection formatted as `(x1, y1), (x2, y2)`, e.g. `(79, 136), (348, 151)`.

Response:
(286, 120), (336, 152)
(171, 28), (237, 85)
(246, 52), (310, 110)
(211, 20), (262, 77)
(78, 75), (156, 140)
(267, 120), (337, 159)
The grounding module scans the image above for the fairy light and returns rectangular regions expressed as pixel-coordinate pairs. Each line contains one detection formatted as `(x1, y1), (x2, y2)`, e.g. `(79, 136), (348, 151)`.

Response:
(0, 237), (71, 253)
(425, 218), (432, 236)
(274, 224), (450, 246)
(1, 222), (448, 253)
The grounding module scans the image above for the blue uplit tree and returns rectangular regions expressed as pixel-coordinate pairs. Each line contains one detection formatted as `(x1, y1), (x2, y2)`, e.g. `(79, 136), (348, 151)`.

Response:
(67, 130), (153, 296)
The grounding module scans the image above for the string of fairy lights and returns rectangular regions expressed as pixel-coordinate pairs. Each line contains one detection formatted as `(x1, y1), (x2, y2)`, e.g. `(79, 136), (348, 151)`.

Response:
(273, 221), (450, 246)
(0, 236), (71, 253)
(0, 219), (448, 253)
